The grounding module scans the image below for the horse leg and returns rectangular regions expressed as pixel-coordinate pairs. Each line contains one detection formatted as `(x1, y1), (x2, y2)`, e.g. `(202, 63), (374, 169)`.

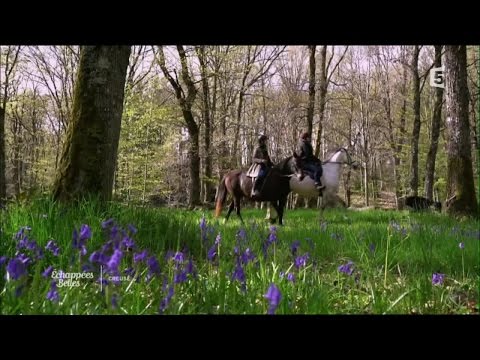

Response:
(225, 200), (235, 222)
(277, 197), (287, 226)
(235, 196), (245, 224)
(266, 202), (278, 224)
(271, 201), (284, 226)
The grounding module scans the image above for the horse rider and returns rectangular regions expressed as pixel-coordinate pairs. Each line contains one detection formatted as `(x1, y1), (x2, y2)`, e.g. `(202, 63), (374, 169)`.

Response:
(250, 134), (273, 198)
(295, 132), (325, 191)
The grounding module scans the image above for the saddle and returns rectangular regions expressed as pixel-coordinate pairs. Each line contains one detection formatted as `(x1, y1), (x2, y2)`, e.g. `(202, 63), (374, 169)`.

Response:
(246, 163), (261, 178)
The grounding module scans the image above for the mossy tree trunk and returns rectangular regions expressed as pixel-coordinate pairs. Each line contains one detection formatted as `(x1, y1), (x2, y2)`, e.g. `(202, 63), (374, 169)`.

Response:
(53, 46), (131, 203)
(444, 45), (478, 216)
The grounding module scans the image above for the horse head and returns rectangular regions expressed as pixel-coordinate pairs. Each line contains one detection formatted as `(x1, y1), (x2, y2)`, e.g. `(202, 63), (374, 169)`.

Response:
(274, 154), (303, 179)
(325, 147), (359, 169)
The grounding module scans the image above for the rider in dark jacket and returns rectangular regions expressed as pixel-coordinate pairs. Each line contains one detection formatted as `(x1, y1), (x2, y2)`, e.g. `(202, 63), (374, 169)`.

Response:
(295, 132), (325, 190)
(252, 135), (273, 197)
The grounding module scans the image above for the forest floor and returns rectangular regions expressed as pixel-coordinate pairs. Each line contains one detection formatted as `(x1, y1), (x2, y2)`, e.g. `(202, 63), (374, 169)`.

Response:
(1, 197), (478, 314)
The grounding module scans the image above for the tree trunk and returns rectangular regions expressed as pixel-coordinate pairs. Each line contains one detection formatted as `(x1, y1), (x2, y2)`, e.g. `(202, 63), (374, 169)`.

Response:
(409, 45), (421, 196)
(157, 46), (200, 207)
(444, 45), (478, 216)
(307, 45), (316, 136)
(425, 45), (443, 201)
(0, 107), (5, 202)
(53, 46), (131, 203)
(197, 47), (214, 203)
(315, 46), (327, 158)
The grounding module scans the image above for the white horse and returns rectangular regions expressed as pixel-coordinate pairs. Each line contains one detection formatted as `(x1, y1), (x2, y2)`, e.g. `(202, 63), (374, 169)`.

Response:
(266, 147), (358, 221)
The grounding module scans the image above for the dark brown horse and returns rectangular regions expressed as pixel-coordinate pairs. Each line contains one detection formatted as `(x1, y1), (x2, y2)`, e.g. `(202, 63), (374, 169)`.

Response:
(214, 155), (302, 225)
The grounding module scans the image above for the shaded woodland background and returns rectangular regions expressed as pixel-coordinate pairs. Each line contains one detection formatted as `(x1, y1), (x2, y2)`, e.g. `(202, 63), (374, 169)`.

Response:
(0, 45), (478, 213)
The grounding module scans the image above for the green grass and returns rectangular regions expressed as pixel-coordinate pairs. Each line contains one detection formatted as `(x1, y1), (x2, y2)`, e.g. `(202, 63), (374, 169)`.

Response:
(0, 197), (478, 314)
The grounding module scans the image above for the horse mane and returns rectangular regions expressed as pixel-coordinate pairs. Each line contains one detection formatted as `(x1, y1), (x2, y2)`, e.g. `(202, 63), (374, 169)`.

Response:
(323, 147), (348, 163)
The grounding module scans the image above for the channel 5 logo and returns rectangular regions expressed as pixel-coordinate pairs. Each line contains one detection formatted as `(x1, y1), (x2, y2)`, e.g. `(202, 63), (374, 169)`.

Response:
(430, 66), (445, 89)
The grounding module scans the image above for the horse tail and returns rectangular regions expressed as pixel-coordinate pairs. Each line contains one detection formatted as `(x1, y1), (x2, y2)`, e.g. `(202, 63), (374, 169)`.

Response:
(215, 176), (227, 217)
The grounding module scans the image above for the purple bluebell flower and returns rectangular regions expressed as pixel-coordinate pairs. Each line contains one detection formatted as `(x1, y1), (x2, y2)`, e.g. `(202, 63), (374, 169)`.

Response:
(174, 270), (188, 284)
(432, 273), (445, 286)
(459, 242), (465, 250)
(7, 257), (28, 280)
(107, 249), (123, 273)
(14, 226), (31, 240)
(102, 218), (115, 229)
(147, 256), (161, 275)
(207, 236), (221, 263)
(279, 271), (285, 278)
(294, 253), (309, 269)
(46, 240), (60, 256)
(241, 248), (256, 265)
(46, 281), (60, 303)
(264, 283), (281, 315)
(186, 258), (197, 278)
(79, 224), (92, 241)
(287, 273), (296, 283)
(0, 256), (7, 267)
(121, 236), (135, 251)
(290, 240), (300, 256)
(369, 243), (376, 253)
(73, 224), (90, 255)
(159, 285), (175, 314)
(89, 250), (107, 265)
(133, 250), (148, 263)
(207, 244), (217, 262)
(338, 261), (355, 276)
(232, 261), (246, 283)
(173, 251), (185, 264)
(268, 226), (277, 244)
(42, 265), (54, 278)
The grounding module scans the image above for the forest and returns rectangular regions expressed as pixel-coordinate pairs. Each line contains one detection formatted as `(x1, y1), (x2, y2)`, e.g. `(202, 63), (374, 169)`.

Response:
(0, 46), (478, 315)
